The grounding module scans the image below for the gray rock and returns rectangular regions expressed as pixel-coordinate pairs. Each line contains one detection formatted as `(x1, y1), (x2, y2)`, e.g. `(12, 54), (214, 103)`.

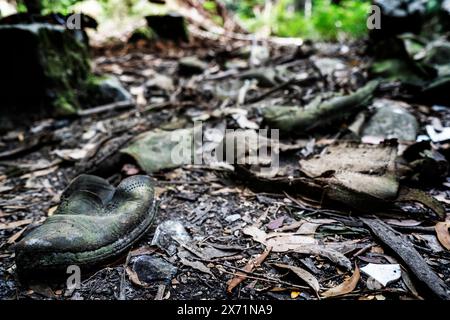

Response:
(95, 75), (132, 103)
(79, 75), (132, 108)
(225, 214), (241, 223)
(362, 99), (419, 141)
(132, 255), (177, 284)
(151, 220), (192, 256)
(312, 56), (347, 77)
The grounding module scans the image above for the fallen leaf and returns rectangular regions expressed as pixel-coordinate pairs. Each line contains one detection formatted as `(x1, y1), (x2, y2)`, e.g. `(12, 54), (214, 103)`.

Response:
(130, 246), (158, 257)
(297, 222), (322, 236)
(293, 246), (352, 271)
(227, 247), (271, 293)
(360, 263), (401, 287)
(125, 266), (148, 287)
(265, 233), (317, 251)
(273, 263), (320, 293)
(243, 225), (269, 244)
(433, 194), (450, 205)
(210, 187), (243, 195)
(397, 187), (446, 220)
(321, 265), (360, 298)
(0, 218), (33, 230)
(244, 225), (317, 251)
(154, 187), (166, 199)
(299, 142), (396, 178)
(0, 184), (14, 193)
(426, 125), (450, 142)
(243, 225), (351, 270)
(178, 254), (213, 276)
(47, 206), (57, 217)
(121, 164), (140, 176)
(435, 221), (450, 250)
(7, 227), (27, 244)
(416, 234), (444, 252)
(384, 219), (422, 227)
(53, 147), (91, 161)
(276, 221), (303, 232)
(267, 216), (285, 230)
(400, 267), (421, 299)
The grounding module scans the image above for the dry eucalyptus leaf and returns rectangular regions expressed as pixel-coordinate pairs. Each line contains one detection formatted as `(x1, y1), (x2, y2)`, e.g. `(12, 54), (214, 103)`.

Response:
(273, 263), (320, 293)
(435, 221), (450, 250)
(321, 266), (360, 298)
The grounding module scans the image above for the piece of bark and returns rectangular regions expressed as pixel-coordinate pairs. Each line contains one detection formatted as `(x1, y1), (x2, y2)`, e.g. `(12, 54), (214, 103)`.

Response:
(361, 218), (450, 300)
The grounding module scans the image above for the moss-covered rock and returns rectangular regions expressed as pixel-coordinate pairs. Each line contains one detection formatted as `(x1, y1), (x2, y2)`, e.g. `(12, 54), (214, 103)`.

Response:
(0, 23), (91, 121)
(80, 75), (133, 108)
(0, 22), (133, 130)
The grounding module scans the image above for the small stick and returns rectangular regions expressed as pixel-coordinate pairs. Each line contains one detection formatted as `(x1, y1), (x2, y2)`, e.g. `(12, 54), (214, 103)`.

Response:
(77, 100), (135, 117)
(219, 265), (308, 291)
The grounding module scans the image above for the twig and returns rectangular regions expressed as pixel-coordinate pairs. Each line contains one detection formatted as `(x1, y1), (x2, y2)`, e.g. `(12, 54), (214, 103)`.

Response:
(0, 133), (55, 160)
(77, 100), (135, 117)
(352, 243), (374, 258)
(219, 265), (309, 291)
(118, 251), (132, 300)
(246, 77), (316, 104)
(227, 247), (271, 293)
(413, 244), (450, 260)
(204, 69), (240, 81)
(191, 255), (245, 264)
(143, 101), (172, 113)
(391, 225), (435, 234)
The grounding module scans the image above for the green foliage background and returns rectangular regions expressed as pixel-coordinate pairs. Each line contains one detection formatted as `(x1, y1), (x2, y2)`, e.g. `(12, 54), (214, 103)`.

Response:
(18, 0), (371, 40)
(229, 0), (371, 40)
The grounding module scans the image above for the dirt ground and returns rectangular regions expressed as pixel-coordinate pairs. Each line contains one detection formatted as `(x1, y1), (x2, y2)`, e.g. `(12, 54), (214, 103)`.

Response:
(1, 36), (449, 300)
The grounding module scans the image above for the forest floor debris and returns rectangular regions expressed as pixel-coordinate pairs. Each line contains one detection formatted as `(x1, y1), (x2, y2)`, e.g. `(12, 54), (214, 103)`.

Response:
(0, 29), (449, 300)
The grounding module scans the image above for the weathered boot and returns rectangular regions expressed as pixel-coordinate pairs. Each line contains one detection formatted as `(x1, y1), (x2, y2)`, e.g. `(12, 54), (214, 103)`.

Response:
(15, 174), (157, 278)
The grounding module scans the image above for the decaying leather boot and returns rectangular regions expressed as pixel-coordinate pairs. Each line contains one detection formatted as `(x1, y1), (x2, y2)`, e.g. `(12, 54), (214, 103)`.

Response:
(15, 174), (157, 278)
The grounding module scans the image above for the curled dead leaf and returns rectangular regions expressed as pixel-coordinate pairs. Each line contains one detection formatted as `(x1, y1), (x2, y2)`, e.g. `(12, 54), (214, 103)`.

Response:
(273, 263), (320, 293)
(227, 247), (271, 293)
(435, 222), (450, 250)
(321, 265), (360, 298)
